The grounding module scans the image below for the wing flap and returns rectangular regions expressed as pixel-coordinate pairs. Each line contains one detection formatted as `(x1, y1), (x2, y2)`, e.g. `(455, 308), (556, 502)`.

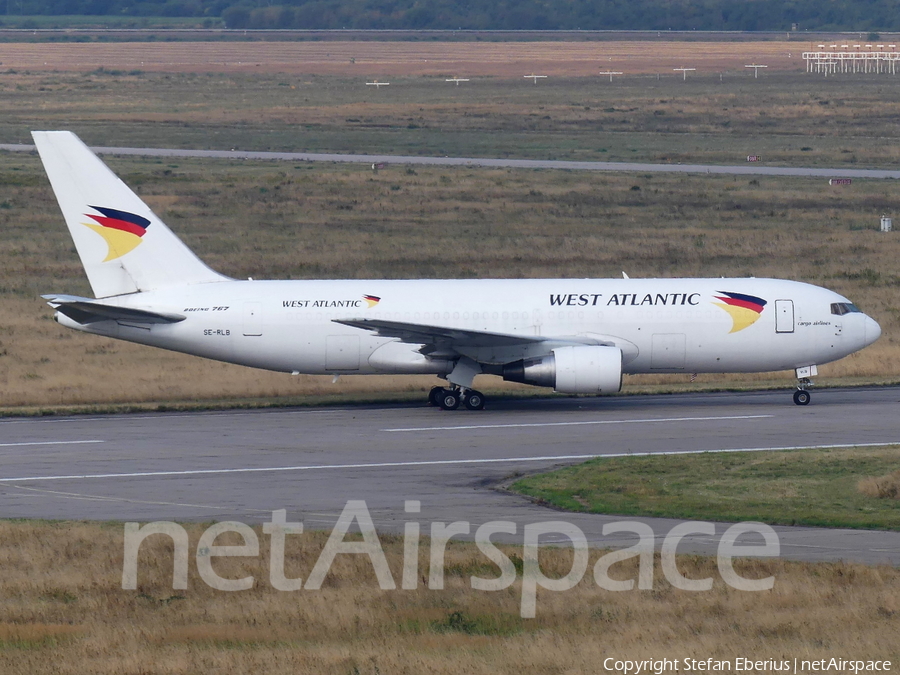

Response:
(43, 294), (185, 325)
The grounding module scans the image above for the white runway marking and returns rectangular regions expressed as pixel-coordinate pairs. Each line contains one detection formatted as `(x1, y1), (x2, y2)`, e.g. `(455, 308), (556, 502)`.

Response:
(0, 409), (342, 425)
(0, 441), (897, 483)
(383, 414), (773, 432)
(2, 482), (273, 513)
(0, 440), (104, 448)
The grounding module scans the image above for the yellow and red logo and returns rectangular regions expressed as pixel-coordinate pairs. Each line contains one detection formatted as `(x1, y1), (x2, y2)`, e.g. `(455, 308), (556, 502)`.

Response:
(363, 294), (381, 308)
(82, 205), (150, 261)
(713, 291), (767, 333)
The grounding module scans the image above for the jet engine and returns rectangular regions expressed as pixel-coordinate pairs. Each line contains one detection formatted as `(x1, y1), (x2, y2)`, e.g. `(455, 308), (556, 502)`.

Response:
(502, 345), (623, 394)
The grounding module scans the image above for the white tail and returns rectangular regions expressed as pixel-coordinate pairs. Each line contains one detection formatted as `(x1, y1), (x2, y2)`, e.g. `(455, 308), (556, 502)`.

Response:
(33, 131), (229, 298)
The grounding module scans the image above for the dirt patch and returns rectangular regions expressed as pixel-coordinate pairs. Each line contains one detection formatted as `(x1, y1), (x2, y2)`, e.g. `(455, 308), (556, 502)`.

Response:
(0, 40), (809, 76)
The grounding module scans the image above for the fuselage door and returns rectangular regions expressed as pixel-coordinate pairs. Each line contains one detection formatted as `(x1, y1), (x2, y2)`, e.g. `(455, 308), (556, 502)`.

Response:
(775, 299), (794, 334)
(651, 333), (686, 369)
(326, 335), (360, 371)
(242, 302), (263, 337)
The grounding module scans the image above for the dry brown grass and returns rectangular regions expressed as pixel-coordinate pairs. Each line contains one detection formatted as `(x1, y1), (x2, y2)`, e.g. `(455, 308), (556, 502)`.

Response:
(0, 40), (808, 76)
(2, 48), (900, 410)
(5, 63), (900, 166)
(2, 151), (899, 409)
(858, 470), (900, 500)
(0, 520), (897, 673)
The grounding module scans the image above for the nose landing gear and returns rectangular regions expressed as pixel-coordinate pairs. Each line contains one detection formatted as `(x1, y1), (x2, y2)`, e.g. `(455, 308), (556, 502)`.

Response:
(792, 389), (811, 406)
(792, 365), (817, 406)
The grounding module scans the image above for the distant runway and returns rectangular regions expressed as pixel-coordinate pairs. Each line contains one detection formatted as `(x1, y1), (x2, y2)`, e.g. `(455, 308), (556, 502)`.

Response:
(1, 387), (899, 564)
(4, 143), (900, 179)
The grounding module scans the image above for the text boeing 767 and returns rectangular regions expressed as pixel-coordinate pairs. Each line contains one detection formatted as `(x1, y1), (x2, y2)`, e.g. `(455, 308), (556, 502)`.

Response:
(34, 131), (881, 410)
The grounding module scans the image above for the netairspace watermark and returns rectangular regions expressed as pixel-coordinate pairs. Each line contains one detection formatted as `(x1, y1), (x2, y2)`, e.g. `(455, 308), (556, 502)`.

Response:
(123, 499), (781, 618)
(603, 658), (892, 674)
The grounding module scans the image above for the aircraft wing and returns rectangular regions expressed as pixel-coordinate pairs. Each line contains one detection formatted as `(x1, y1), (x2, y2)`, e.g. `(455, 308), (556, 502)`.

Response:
(43, 294), (186, 325)
(335, 317), (636, 365)
(333, 317), (552, 356)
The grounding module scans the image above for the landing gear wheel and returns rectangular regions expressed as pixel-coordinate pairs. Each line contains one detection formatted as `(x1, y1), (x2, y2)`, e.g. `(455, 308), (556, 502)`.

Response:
(463, 390), (486, 411)
(428, 386), (445, 407)
(793, 389), (811, 406)
(439, 390), (460, 410)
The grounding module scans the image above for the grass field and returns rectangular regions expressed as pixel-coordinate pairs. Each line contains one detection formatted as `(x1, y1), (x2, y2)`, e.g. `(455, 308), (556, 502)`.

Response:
(511, 445), (900, 530)
(0, 520), (897, 674)
(0, 39), (899, 672)
(4, 67), (900, 168)
(0, 44), (899, 410)
(2, 147), (899, 409)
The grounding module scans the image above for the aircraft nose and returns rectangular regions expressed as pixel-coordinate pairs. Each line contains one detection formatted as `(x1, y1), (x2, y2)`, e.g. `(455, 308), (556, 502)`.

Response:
(865, 315), (882, 346)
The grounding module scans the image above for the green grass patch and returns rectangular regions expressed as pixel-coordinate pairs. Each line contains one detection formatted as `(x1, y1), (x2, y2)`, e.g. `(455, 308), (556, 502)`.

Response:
(399, 610), (525, 637)
(429, 610), (524, 637)
(511, 446), (900, 530)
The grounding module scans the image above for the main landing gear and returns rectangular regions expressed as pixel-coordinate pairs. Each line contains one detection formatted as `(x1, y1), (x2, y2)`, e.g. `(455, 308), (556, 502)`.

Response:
(429, 357), (486, 411)
(428, 386), (486, 411)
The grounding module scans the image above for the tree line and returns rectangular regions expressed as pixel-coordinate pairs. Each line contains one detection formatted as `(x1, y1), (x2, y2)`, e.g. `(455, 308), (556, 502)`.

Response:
(6, 0), (899, 33)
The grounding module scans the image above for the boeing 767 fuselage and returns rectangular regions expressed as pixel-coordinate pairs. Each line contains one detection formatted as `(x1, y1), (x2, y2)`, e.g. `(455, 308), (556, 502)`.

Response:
(34, 131), (881, 410)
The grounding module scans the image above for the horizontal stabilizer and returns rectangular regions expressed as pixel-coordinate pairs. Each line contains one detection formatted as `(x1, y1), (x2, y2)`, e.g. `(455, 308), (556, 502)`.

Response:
(43, 294), (185, 325)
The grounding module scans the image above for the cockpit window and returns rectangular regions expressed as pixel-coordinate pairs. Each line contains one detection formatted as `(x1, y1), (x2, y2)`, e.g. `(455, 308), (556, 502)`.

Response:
(831, 302), (862, 316)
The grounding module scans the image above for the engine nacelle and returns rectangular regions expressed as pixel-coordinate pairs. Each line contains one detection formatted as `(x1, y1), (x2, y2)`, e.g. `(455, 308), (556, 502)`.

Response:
(502, 345), (623, 394)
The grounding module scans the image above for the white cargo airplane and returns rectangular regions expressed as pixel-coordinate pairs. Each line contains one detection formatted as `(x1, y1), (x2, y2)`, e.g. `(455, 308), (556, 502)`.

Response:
(35, 131), (881, 410)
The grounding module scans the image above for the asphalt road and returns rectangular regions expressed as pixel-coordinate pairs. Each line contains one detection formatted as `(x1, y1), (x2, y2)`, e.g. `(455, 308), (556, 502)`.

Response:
(1, 387), (899, 564)
(4, 143), (900, 179)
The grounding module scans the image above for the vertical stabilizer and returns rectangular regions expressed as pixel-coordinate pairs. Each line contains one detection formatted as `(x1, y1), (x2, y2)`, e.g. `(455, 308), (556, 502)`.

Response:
(33, 130), (229, 298)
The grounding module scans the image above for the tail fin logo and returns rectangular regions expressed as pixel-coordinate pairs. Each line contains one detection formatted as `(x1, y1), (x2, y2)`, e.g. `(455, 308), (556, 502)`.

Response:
(363, 295), (381, 308)
(713, 291), (768, 333)
(81, 206), (150, 262)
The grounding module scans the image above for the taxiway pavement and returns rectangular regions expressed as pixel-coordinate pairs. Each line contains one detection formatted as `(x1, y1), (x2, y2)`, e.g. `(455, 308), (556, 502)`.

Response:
(1, 388), (899, 564)
(3, 143), (900, 179)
